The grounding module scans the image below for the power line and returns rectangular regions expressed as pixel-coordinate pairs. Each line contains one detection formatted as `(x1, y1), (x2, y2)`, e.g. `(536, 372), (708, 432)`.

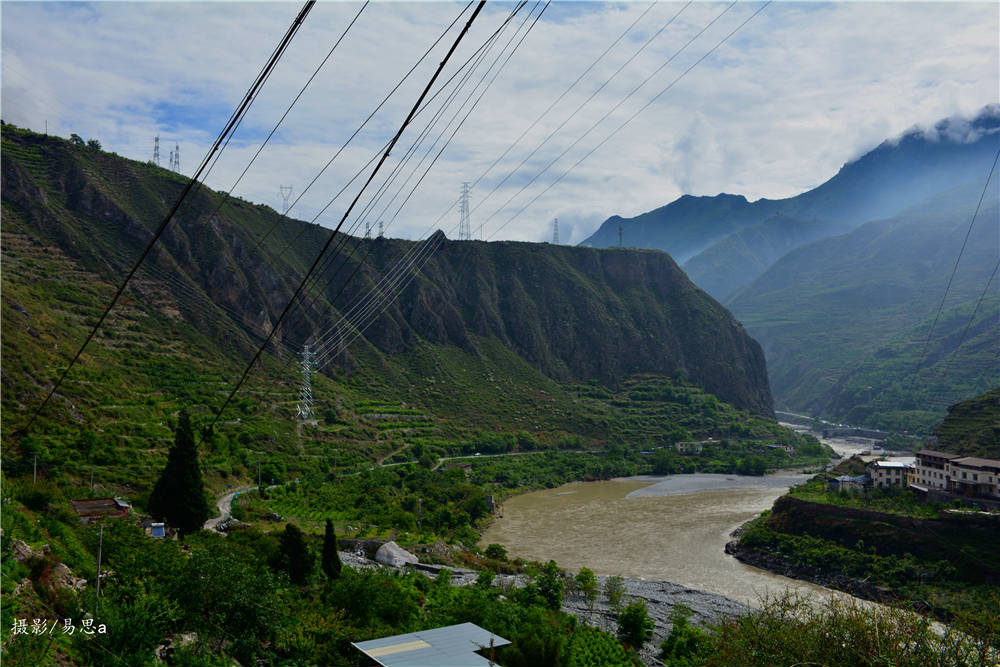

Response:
(17, 0), (317, 436)
(910, 146), (1000, 386)
(275, 0), (536, 342)
(487, 1), (770, 240)
(302, 1), (549, 369)
(207, 0), (488, 433)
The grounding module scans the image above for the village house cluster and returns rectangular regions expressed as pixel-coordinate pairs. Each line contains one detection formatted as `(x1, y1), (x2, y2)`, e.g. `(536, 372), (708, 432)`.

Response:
(830, 449), (1000, 508)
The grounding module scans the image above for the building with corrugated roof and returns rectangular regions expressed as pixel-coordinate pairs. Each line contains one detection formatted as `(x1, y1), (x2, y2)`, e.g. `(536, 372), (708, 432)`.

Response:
(352, 622), (510, 667)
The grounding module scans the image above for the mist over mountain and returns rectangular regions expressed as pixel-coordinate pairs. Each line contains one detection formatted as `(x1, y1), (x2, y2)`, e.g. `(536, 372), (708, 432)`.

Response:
(728, 180), (999, 432)
(581, 105), (1000, 301)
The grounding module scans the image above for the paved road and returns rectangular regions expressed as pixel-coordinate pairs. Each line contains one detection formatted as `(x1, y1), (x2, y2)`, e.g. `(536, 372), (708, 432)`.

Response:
(204, 485), (255, 532)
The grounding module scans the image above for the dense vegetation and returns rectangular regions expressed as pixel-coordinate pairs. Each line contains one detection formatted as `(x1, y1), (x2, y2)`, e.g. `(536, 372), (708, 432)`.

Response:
(731, 180), (999, 434)
(930, 386), (1000, 457)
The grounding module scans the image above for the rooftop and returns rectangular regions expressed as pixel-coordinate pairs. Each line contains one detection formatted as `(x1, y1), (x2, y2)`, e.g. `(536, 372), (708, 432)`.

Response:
(353, 622), (510, 667)
(952, 456), (1000, 470)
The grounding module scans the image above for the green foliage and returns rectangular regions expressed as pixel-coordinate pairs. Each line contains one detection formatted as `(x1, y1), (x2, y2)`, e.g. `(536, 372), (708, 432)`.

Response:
(604, 574), (626, 609)
(659, 604), (710, 666)
(932, 386), (1000, 457)
(617, 599), (654, 650)
(705, 593), (997, 667)
(575, 567), (599, 609)
(321, 518), (341, 580)
(536, 560), (564, 611)
(485, 543), (508, 560)
(147, 410), (209, 535)
(567, 625), (632, 666)
(274, 523), (312, 586)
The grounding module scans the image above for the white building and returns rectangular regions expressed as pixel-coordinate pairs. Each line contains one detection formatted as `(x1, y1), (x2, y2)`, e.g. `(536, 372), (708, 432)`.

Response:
(946, 457), (1000, 500)
(866, 458), (914, 489)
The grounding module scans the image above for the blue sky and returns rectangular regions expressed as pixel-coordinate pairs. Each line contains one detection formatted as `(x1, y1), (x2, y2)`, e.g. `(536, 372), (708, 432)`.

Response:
(2, 1), (997, 244)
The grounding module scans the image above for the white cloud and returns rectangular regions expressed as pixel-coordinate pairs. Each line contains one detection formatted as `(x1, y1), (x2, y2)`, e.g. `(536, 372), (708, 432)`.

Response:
(2, 1), (997, 247)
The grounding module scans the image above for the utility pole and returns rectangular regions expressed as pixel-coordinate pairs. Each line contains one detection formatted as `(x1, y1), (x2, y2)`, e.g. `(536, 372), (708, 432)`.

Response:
(153, 136), (160, 166)
(94, 524), (103, 617)
(552, 218), (559, 245)
(459, 182), (471, 240)
(279, 185), (293, 214)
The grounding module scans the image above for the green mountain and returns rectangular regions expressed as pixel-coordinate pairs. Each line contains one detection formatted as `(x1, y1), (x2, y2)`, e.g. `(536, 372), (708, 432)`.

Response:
(929, 387), (1000, 458)
(581, 106), (1000, 301)
(1, 124), (775, 476)
(681, 216), (855, 302)
(728, 181), (1000, 432)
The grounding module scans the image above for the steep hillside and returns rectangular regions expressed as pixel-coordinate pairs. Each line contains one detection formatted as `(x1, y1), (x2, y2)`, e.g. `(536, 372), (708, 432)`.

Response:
(728, 180), (999, 432)
(930, 387), (1000, 458)
(1, 124), (774, 465)
(581, 106), (1000, 300)
(682, 216), (854, 301)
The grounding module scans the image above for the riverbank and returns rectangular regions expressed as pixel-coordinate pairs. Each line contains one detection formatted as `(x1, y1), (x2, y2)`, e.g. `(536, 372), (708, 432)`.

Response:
(336, 537), (748, 666)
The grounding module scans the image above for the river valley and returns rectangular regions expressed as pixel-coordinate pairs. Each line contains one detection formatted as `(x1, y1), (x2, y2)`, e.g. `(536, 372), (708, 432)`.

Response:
(480, 430), (870, 607)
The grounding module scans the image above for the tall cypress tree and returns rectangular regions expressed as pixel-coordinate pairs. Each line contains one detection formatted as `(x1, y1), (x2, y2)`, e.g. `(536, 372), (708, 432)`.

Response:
(148, 410), (210, 535)
(276, 523), (312, 586)
(321, 518), (342, 580)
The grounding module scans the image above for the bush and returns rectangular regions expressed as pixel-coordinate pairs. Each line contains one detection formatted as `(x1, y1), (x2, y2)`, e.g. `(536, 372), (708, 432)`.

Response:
(617, 599), (654, 650)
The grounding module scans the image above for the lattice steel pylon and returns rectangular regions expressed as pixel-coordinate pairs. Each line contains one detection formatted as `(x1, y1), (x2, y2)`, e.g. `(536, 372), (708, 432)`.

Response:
(458, 182), (471, 240)
(279, 185), (293, 214)
(295, 344), (316, 421)
(552, 217), (559, 245)
(153, 136), (160, 166)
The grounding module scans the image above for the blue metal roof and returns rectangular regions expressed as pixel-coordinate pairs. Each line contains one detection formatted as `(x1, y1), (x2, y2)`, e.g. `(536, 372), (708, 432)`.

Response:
(352, 622), (510, 667)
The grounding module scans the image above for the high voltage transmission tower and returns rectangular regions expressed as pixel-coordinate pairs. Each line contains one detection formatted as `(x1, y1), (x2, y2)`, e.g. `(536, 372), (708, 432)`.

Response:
(152, 136), (160, 166)
(458, 182), (471, 240)
(295, 344), (315, 421)
(365, 221), (372, 239)
(552, 217), (559, 244)
(279, 185), (293, 214)
(378, 220), (384, 238)
(170, 143), (180, 171)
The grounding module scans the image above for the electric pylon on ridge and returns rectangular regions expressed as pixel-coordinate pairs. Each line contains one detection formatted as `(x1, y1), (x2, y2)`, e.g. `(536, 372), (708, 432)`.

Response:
(279, 185), (293, 214)
(153, 136), (160, 166)
(459, 182), (471, 241)
(365, 221), (372, 239)
(170, 143), (180, 171)
(296, 344), (315, 421)
(552, 217), (559, 245)
(378, 220), (384, 238)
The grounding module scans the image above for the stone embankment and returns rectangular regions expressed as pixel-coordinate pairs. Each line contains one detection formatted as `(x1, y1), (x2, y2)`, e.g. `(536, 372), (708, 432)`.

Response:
(337, 538), (748, 666)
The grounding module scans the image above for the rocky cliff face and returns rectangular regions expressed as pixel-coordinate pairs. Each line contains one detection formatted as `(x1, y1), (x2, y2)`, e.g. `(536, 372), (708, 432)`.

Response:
(2, 126), (774, 415)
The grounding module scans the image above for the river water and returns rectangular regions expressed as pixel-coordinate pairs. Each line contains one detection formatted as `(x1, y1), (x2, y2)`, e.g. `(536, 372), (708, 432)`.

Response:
(480, 430), (869, 607)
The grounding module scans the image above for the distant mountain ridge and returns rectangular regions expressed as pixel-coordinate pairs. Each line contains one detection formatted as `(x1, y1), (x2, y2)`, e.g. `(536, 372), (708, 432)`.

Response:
(1, 124), (774, 433)
(581, 105), (1000, 301)
(728, 180), (999, 432)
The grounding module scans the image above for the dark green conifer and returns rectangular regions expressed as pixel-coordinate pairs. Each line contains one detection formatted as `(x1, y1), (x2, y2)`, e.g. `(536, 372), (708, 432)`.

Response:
(277, 523), (312, 586)
(148, 410), (209, 535)
(321, 518), (342, 580)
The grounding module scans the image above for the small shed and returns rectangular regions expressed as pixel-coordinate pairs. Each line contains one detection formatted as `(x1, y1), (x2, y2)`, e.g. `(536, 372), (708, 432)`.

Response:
(150, 523), (166, 538)
(70, 497), (130, 524)
(352, 622), (510, 667)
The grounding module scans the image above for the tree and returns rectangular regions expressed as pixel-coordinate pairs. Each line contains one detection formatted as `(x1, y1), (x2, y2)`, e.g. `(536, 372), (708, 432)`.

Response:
(86, 138), (101, 150)
(275, 523), (312, 586)
(321, 519), (341, 580)
(604, 574), (626, 609)
(148, 410), (209, 535)
(69, 133), (84, 145)
(536, 560), (564, 611)
(575, 567), (599, 610)
(618, 599), (655, 651)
